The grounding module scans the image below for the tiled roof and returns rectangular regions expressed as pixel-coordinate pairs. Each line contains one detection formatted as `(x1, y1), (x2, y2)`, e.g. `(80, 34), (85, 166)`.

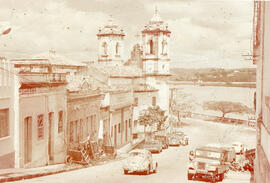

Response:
(89, 63), (142, 78)
(133, 83), (158, 92)
(32, 51), (86, 66)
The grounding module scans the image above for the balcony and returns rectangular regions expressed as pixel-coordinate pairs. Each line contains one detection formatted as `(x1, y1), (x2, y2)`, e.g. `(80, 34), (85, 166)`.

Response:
(19, 73), (67, 85)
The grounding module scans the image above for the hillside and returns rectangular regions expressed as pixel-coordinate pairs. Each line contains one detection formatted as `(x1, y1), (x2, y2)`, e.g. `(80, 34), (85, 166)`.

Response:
(170, 68), (256, 83)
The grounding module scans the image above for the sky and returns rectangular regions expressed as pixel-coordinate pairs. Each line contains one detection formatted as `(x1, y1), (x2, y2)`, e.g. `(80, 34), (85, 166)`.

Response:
(0, 0), (254, 69)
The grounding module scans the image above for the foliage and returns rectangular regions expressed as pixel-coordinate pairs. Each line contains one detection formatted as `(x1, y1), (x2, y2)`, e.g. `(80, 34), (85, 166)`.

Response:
(170, 89), (197, 122)
(203, 101), (253, 118)
(138, 106), (168, 131)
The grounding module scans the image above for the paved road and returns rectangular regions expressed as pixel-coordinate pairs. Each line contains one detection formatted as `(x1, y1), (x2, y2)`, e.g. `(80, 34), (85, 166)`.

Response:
(18, 119), (255, 183)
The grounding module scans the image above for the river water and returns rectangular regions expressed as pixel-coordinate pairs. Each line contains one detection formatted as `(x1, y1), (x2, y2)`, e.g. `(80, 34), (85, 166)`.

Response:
(174, 85), (256, 119)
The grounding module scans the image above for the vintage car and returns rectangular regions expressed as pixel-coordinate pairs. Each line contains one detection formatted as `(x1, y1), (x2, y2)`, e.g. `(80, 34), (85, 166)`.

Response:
(231, 142), (245, 155)
(122, 149), (158, 175)
(188, 146), (229, 182)
(206, 143), (236, 164)
(173, 131), (189, 146)
(168, 136), (180, 146)
(143, 140), (163, 153)
(154, 134), (169, 149)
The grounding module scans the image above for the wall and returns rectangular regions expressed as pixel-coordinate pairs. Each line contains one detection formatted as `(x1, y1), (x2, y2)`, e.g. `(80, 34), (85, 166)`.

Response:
(0, 59), (15, 169)
(133, 91), (158, 134)
(19, 85), (67, 168)
(255, 2), (270, 183)
(67, 93), (102, 145)
(98, 35), (124, 66)
(109, 91), (133, 148)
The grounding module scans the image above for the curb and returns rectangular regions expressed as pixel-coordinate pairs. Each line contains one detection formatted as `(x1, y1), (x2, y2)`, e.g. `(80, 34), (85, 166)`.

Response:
(0, 166), (84, 183)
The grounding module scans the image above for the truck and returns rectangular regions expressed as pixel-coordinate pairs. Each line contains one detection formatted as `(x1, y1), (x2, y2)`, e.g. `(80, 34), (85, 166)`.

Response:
(188, 146), (229, 182)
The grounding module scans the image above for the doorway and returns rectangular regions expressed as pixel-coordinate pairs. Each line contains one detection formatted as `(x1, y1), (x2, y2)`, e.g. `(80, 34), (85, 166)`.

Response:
(24, 117), (32, 164)
(125, 120), (128, 143)
(48, 112), (54, 162)
(114, 125), (117, 147)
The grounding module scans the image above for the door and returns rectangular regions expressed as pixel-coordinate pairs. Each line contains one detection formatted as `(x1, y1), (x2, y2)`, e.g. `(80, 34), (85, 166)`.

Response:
(125, 120), (128, 142)
(48, 112), (54, 161)
(24, 117), (32, 164)
(114, 125), (117, 147)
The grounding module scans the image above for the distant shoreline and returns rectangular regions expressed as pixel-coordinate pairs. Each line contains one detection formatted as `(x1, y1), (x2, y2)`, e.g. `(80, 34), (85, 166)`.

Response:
(168, 81), (256, 88)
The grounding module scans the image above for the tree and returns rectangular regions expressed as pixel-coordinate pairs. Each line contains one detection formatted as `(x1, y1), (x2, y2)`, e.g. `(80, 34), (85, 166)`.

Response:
(138, 106), (168, 133)
(170, 89), (197, 124)
(203, 101), (253, 119)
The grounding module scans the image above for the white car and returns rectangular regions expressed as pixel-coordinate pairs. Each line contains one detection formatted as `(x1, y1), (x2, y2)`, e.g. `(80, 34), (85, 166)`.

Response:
(232, 142), (245, 154)
(122, 149), (158, 175)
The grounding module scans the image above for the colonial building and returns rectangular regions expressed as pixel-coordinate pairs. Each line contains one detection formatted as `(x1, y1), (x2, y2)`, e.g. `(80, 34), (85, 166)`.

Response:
(253, 1), (270, 182)
(67, 89), (104, 146)
(0, 57), (17, 169)
(12, 59), (68, 168)
(97, 16), (125, 66)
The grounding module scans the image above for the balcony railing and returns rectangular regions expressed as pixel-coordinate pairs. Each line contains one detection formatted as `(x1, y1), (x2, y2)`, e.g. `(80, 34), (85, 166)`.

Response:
(19, 73), (67, 84)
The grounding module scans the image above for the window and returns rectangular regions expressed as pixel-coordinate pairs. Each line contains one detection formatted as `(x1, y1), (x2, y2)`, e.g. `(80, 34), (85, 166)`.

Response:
(149, 40), (153, 54)
(116, 42), (119, 55)
(69, 121), (74, 142)
(102, 42), (107, 55)
(152, 96), (156, 106)
(129, 119), (131, 128)
(0, 109), (9, 138)
(118, 123), (120, 133)
(111, 126), (113, 137)
(134, 97), (138, 106)
(80, 119), (83, 141)
(58, 111), (63, 133)
(37, 114), (44, 140)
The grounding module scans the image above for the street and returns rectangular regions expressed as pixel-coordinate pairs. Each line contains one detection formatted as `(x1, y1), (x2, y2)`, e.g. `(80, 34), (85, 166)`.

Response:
(18, 119), (255, 183)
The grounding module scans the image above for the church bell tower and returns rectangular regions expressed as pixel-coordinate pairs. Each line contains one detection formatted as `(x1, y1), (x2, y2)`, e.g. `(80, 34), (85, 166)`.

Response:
(141, 8), (171, 75)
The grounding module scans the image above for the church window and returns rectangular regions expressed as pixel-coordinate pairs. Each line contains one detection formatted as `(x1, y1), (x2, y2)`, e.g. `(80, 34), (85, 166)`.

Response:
(116, 42), (119, 55)
(102, 42), (107, 55)
(149, 40), (153, 54)
(162, 39), (167, 54)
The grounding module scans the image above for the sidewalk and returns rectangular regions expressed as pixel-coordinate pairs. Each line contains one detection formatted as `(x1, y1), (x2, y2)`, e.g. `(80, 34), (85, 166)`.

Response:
(0, 137), (144, 183)
(0, 164), (83, 183)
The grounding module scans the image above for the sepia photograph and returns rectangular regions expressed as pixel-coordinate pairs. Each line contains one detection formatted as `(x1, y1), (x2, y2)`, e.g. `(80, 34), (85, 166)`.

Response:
(0, 0), (268, 182)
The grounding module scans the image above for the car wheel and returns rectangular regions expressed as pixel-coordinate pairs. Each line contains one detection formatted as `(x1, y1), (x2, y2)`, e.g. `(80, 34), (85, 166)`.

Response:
(145, 165), (150, 175)
(218, 173), (224, 181)
(153, 163), (158, 173)
(187, 173), (194, 180)
(65, 155), (73, 165)
(124, 170), (128, 175)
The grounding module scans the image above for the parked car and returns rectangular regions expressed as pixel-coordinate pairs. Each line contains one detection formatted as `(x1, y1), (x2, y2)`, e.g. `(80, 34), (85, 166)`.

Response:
(168, 136), (180, 146)
(122, 149), (158, 175)
(154, 134), (169, 149)
(188, 146), (229, 182)
(206, 143), (236, 164)
(173, 131), (189, 146)
(231, 142), (245, 155)
(143, 140), (163, 153)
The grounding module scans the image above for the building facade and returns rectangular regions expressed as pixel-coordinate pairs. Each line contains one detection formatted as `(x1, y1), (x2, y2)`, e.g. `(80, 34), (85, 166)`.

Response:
(18, 72), (67, 168)
(109, 90), (133, 148)
(0, 58), (17, 169)
(141, 9), (171, 114)
(67, 90), (104, 146)
(253, 1), (270, 182)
